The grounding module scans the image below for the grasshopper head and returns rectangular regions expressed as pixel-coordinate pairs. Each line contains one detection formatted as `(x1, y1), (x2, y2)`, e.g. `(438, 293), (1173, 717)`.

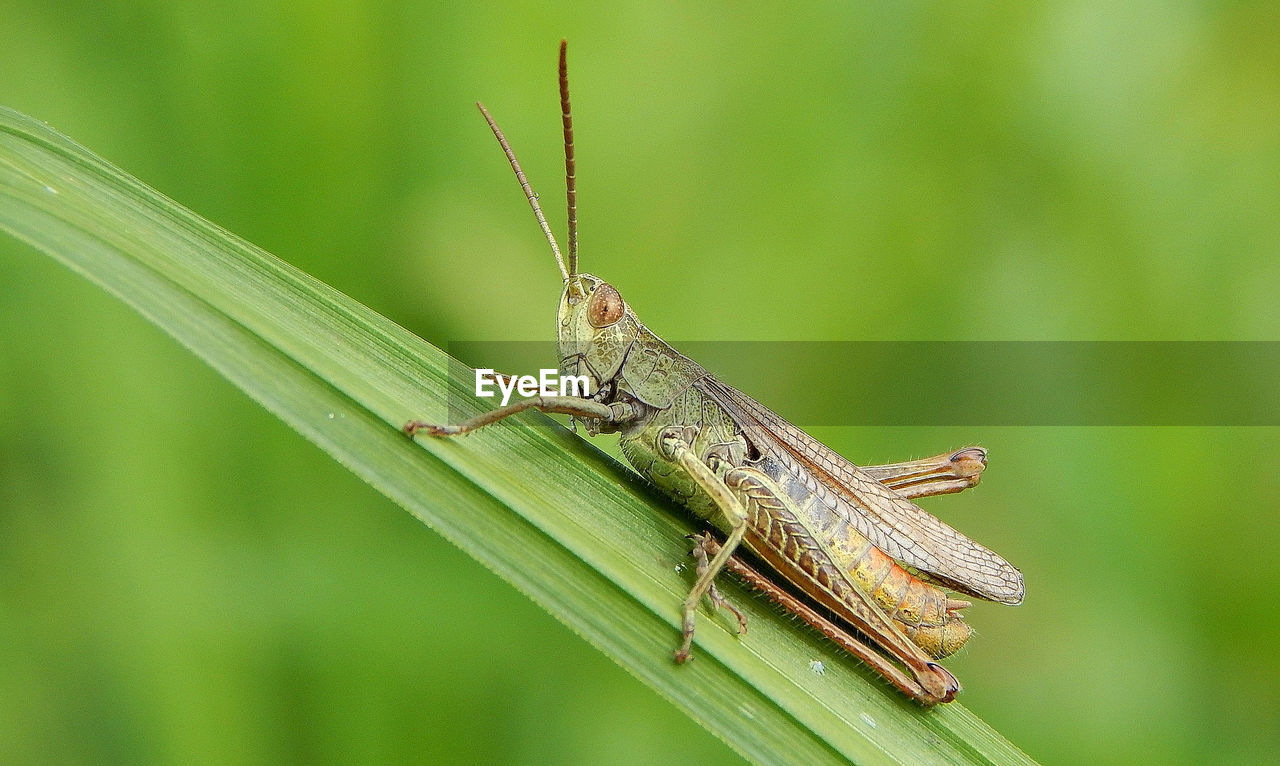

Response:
(556, 274), (637, 394)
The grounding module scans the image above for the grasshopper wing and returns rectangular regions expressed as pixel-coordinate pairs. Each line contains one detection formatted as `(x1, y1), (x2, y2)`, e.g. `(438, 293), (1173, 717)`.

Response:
(698, 377), (1025, 605)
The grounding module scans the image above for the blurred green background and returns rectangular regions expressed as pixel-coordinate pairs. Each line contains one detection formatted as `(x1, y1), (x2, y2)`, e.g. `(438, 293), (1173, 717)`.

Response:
(2, 2), (1278, 764)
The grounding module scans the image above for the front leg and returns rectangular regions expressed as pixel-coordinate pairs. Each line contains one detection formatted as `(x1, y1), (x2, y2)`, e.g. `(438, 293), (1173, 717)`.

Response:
(658, 429), (751, 664)
(405, 396), (638, 436)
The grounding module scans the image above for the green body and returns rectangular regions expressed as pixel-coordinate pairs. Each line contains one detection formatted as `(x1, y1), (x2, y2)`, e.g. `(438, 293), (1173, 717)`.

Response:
(556, 274), (971, 659)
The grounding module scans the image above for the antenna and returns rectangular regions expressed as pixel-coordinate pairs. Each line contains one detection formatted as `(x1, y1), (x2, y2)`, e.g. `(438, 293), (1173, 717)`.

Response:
(559, 39), (578, 278)
(476, 101), (570, 283)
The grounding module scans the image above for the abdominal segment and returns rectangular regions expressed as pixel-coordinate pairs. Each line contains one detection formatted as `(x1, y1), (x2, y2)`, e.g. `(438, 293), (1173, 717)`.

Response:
(833, 530), (971, 658)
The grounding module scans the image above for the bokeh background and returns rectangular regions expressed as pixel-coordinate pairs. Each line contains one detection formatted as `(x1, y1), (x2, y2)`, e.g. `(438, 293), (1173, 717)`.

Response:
(2, 3), (1278, 764)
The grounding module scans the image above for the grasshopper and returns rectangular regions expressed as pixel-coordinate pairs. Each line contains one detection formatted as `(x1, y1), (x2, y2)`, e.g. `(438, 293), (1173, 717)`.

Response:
(406, 40), (1024, 705)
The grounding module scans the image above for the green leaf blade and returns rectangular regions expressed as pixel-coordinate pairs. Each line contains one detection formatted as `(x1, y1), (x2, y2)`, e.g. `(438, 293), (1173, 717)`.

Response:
(0, 106), (1037, 766)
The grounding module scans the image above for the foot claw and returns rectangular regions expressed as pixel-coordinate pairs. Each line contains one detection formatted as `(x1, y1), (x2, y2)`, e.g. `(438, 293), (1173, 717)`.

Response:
(403, 420), (448, 437)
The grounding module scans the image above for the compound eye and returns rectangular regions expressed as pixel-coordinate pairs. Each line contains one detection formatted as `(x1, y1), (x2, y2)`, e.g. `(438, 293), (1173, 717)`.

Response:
(587, 282), (625, 327)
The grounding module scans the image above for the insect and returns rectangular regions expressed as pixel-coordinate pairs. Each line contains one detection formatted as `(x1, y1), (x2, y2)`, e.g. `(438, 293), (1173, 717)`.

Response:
(405, 40), (1024, 705)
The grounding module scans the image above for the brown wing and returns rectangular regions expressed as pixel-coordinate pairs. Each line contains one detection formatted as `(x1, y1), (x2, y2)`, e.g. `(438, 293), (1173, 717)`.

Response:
(699, 377), (1024, 605)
